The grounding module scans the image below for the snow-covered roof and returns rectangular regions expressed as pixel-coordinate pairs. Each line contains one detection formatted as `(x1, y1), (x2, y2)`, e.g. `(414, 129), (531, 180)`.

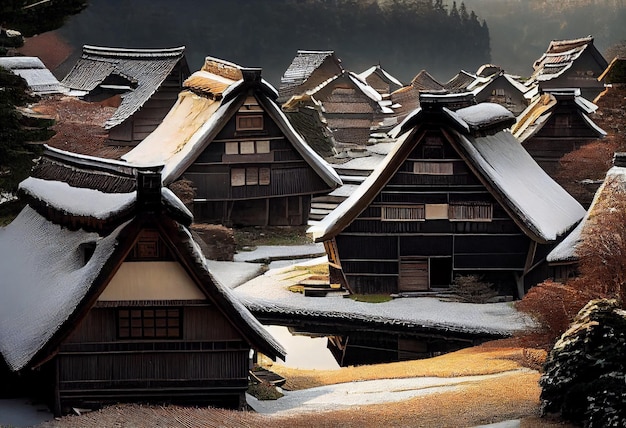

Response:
(278, 50), (341, 101)
(528, 36), (608, 84)
(0, 56), (66, 95)
(61, 45), (187, 129)
(0, 206), (124, 370)
(548, 164), (626, 263)
(310, 101), (585, 243)
(358, 65), (403, 87)
(123, 62), (341, 188)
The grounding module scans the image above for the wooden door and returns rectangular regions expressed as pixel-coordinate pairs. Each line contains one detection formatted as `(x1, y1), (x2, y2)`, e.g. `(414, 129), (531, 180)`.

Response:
(399, 258), (429, 292)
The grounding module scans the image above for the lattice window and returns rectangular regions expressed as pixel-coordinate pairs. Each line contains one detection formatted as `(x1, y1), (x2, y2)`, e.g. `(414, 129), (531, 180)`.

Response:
(117, 308), (182, 339)
(448, 203), (493, 221)
(128, 230), (174, 261)
(381, 205), (425, 221)
(413, 161), (453, 175)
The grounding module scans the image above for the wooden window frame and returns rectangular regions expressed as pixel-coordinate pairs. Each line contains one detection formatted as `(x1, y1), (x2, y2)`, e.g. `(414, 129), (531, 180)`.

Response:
(381, 205), (425, 222)
(448, 203), (493, 222)
(232, 167), (270, 186)
(236, 114), (264, 131)
(117, 307), (182, 340)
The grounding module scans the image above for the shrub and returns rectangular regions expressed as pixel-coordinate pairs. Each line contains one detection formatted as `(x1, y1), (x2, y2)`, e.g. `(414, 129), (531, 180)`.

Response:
(450, 274), (497, 303)
(540, 299), (626, 427)
(516, 280), (596, 341)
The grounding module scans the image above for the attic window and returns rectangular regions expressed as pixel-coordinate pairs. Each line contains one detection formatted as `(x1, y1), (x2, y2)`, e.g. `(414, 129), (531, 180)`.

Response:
(117, 308), (182, 340)
(448, 203), (492, 221)
(381, 205), (425, 221)
(413, 161), (453, 175)
(127, 230), (174, 261)
(236, 114), (264, 131)
(231, 167), (270, 186)
(225, 140), (270, 155)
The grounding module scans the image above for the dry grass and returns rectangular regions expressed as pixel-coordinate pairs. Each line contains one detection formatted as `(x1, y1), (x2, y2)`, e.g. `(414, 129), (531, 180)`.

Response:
(43, 339), (576, 428)
(266, 344), (533, 391)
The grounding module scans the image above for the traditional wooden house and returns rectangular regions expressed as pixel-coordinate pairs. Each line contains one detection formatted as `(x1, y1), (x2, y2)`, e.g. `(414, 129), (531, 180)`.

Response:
(278, 50), (343, 103)
(61, 45), (190, 145)
(0, 146), (285, 415)
(512, 88), (606, 176)
(443, 70), (477, 93)
(122, 57), (341, 226)
(358, 64), (404, 96)
(0, 56), (66, 95)
(547, 152), (626, 281)
(282, 70), (395, 147)
(527, 36), (608, 101)
(466, 65), (530, 115)
(598, 56), (626, 86)
(309, 94), (585, 298)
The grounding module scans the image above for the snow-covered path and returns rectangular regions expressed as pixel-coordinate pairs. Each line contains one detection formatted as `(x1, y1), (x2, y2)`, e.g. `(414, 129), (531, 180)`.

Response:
(247, 369), (533, 416)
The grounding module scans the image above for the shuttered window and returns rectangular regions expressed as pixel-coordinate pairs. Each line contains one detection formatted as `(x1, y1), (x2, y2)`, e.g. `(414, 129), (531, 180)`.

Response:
(381, 205), (425, 221)
(236, 114), (264, 131)
(448, 203), (493, 221)
(232, 167), (270, 186)
(413, 161), (453, 175)
(224, 140), (271, 154)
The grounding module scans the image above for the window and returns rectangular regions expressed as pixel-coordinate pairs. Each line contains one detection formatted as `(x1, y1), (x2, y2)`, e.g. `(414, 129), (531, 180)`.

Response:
(448, 203), (492, 221)
(381, 205), (425, 221)
(413, 161), (453, 175)
(236, 114), (263, 131)
(231, 167), (271, 186)
(128, 230), (174, 261)
(492, 88), (505, 97)
(224, 140), (271, 155)
(118, 308), (182, 339)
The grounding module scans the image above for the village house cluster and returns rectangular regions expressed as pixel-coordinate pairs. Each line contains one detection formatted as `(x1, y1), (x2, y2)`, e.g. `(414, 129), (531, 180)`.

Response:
(1, 35), (624, 415)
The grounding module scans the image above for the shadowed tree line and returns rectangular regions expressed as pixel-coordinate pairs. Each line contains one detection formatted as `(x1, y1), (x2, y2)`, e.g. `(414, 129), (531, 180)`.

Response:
(56, 0), (490, 84)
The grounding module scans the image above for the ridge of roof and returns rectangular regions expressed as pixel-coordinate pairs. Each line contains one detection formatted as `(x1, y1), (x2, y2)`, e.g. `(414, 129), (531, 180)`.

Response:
(82, 45), (186, 59)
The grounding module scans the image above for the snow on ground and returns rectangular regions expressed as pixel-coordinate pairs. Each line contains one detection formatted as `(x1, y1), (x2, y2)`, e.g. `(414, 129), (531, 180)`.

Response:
(247, 369), (532, 416)
(234, 243), (325, 263)
(233, 258), (536, 337)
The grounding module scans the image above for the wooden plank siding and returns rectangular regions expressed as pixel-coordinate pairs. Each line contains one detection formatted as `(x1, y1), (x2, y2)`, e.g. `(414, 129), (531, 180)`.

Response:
(335, 131), (533, 295)
(57, 304), (251, 409)
(182, 108), (329, 225)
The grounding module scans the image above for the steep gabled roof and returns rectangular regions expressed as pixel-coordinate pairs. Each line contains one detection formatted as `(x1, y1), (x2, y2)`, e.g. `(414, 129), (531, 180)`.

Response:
(410, 70), (445, 92)
(0, 152), (286, 372)
(529, 36), (608, 84)
(0, 56), (65, 95)
(310, 98), (585, 244)
(512, 88), (606, 143)
(122, 57), (341, 188)
(443, 70), (477, 92)
(466, 72), (530, 97)
(278, 50), (342, 101)
(61, 45), (188, 129)
(358, 64), (404, 88)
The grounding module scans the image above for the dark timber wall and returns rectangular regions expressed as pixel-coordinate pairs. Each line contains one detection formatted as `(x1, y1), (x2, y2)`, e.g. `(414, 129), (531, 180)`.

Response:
(183, 96), (329, 226)
(335, 128), (533, 295)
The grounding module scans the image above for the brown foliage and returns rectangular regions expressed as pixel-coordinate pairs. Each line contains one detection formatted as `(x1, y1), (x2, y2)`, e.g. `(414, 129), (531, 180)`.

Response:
(191, 223), (236, 261)
(516, 280), (597, 341)
(577, 177), (626, 304)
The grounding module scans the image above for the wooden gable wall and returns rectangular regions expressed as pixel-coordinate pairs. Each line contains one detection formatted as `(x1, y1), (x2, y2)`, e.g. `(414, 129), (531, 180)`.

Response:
(522, 102), (602, 176)
(108, 60), (189, 145)
(335, 128), (533, 296)
(53, 226), (250, 412)
(474, 78), (528, 115)
(182, 95), (329, 226)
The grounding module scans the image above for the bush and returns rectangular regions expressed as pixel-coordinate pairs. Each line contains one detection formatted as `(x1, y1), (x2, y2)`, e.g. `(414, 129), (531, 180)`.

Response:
(516, 280), (596, 341)
(540, 299), (626, 427)
(450, 274), (497, 303)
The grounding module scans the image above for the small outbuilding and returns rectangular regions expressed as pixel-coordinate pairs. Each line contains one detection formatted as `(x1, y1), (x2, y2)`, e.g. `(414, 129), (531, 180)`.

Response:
(0, 56), (66, 95)
(278, 50), (343, 103)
